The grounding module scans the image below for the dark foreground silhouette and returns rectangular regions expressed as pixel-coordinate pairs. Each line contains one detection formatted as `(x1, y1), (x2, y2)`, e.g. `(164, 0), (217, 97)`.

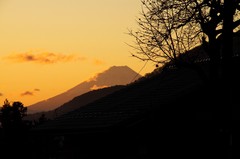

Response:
(1, 57), (237, 158)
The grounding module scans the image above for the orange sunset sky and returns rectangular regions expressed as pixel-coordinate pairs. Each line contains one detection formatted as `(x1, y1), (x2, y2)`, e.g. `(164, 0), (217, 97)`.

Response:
(0, 0), (155, 106)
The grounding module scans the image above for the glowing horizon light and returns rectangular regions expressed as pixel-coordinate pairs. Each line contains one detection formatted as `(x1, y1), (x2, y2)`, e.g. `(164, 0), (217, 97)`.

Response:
(0, 0), (155, 106)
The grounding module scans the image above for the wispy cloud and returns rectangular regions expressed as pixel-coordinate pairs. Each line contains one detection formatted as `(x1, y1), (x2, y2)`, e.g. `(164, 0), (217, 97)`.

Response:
(34, 88), (40, 92)
(90, 85), (108, 91)
(20, 88), (41, 96)
(20, 91), (34, 97)
(6, 51), (85, 64)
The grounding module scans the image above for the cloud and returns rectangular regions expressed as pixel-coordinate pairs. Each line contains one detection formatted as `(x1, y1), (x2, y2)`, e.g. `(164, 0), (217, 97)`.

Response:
(20, 91), (34, 97)
(20, 88), (41, 97)
(90, 85), (108, 91)
(34, 88), (40, 92)
(0, 93), (3, 96)
(6, 51), (85, 64)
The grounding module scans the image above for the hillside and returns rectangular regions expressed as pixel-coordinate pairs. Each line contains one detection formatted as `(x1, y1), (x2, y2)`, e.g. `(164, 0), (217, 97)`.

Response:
(34, 65), (206, 131)
(30, 60), (238, 159)
(25, 85), (125, 120)
(27, 66), (141, 114)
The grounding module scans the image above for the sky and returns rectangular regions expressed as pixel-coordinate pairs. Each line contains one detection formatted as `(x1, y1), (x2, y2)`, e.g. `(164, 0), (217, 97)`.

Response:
(0, 0), (155, 106)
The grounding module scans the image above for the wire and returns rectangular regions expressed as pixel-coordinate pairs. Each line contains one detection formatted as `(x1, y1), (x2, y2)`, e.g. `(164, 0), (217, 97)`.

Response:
(131, 60), (148, 83)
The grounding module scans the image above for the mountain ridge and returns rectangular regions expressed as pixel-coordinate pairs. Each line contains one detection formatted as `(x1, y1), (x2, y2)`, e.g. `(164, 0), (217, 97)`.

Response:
(24, 85), (125, 121)
(27, 66), (141, 113)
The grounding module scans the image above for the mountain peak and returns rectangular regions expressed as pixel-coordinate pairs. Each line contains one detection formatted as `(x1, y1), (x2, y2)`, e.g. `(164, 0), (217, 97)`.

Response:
(104, 65), (136, 73)
(92, 65), (141, 86)
(27, 65), (141, 113)
(108, 65), (130, 69)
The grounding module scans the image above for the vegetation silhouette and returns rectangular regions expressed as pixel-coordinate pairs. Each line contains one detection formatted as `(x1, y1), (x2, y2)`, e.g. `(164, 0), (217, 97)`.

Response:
(38, 113), (48, 124)
(0, 99), (30, 158)
(128, 0), (236, 158)
(129, 0), (238, 79)
(0, 99), (27, 131)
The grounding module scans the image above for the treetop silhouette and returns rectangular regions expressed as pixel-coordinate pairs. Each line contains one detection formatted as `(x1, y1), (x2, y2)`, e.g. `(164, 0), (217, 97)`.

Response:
(129, 0), (239, 79)
(0, 99), (27, 130)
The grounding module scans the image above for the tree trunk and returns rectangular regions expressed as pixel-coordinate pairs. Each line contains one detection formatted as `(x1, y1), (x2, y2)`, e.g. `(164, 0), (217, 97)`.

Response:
(219, 1), (234, 158)
(222, 0), (234, 120)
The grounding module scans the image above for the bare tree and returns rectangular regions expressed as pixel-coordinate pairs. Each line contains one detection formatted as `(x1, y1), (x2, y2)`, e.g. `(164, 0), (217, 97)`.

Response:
(129, 1), (237, 156)
(128, 0), (203, 67)
(129, 0), (240, 77)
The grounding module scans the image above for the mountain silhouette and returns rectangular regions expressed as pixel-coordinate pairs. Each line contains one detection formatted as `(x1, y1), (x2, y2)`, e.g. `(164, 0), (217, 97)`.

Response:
(27, 66), (141, 114)
(25, 85), (125, 120)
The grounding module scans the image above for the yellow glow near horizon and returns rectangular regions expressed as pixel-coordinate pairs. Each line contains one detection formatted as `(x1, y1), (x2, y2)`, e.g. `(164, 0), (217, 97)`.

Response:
(0, 0), (155, 106)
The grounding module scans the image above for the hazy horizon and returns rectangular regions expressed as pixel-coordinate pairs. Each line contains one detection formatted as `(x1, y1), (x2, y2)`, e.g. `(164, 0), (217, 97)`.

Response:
(0, 0), (155, 106)
(1, 65), (144, 107)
